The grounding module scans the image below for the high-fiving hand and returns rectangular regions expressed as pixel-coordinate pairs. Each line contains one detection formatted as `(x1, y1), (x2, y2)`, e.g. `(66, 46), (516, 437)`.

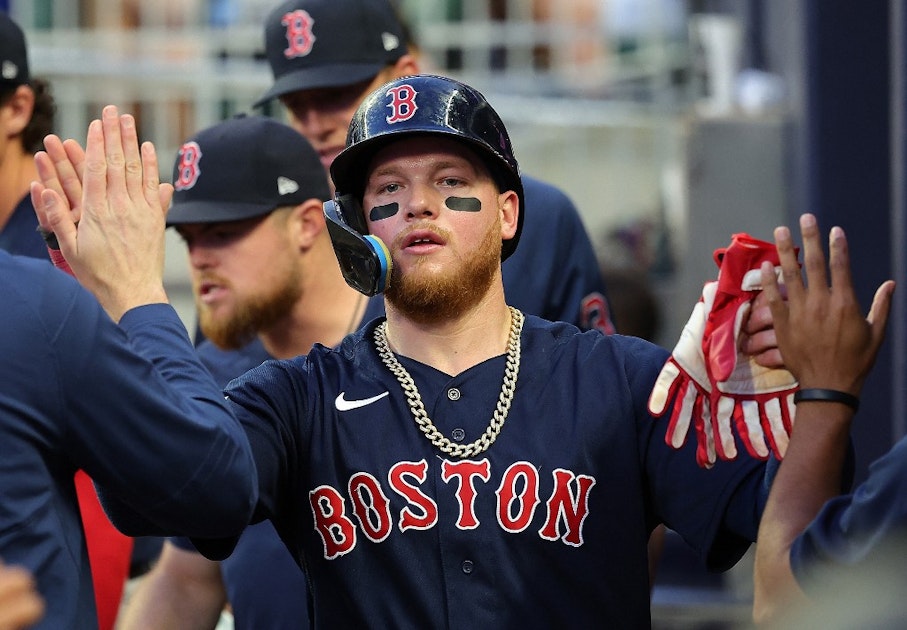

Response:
(31, 106), (174, 321)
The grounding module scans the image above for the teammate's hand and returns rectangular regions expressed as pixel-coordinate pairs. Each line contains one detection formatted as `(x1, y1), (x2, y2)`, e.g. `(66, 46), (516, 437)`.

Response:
(34, 105), (174, 322)
(0, 560), (45, 630)
(762, 214), (894, 396)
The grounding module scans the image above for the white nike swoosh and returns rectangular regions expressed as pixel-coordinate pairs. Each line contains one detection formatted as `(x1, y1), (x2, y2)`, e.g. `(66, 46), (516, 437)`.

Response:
(335, 391), (390, 411)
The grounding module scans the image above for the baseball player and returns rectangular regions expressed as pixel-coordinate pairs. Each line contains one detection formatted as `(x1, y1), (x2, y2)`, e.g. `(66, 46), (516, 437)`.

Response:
(256, 0), (616, 335)
(36, 76), (787, 627)
(0, 247), (256, 630)
(119, 115), (385, 628)
(132, 0), (617, 624)
(753, 214), (898, 626)
(2, 15), (137, 628)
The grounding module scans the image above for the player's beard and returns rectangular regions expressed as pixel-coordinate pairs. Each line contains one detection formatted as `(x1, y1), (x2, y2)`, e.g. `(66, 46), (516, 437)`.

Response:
(385, 216), (502, 324)
(197, 264), (303, 350)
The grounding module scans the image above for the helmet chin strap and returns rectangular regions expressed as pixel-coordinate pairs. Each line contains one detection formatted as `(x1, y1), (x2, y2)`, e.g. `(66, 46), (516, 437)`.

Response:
(324, 199), (392, 296)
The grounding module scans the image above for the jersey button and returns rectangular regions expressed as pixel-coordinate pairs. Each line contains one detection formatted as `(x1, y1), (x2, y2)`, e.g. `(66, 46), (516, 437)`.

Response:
(461, 560), (474, 574)
(447, 388), (461, 401)
(451, 428), (466, 442)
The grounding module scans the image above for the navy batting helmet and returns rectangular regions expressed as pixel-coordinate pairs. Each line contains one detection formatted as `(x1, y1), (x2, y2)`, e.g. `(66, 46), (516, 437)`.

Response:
(329, 74), (525, 261)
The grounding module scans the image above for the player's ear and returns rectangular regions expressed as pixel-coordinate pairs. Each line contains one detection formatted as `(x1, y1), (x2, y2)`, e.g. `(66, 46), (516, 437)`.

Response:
(391, 53), (420, 77)
(289, 199), (327, 250)
(498, 190), (519, 241)
(1, 85), (35, 136)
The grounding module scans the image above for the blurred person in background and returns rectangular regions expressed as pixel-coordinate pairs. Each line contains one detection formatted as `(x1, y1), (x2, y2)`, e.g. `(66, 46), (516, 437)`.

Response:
(1, 12), (134, 630)
(0, 12), (54, 258)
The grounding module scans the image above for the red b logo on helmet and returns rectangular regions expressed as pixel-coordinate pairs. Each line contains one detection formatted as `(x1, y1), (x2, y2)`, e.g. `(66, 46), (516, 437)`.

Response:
(385, 85), (418, 124)
(174, 142), (202, 191)
(282, 10), (315, 59)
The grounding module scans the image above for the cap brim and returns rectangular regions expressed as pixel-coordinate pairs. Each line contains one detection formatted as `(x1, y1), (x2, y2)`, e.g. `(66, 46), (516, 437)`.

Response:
(166, 200), (274, 226)
(252, 63), (385, 108)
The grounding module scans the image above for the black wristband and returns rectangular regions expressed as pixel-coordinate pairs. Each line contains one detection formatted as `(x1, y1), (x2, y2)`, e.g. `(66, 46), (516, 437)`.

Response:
(36, 226), (61, 250)
(793, 388), (860, 412)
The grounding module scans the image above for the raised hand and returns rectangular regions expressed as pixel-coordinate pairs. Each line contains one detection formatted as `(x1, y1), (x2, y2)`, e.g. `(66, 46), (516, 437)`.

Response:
(760, 213), (893, 397)
(34, 105), (174, 321)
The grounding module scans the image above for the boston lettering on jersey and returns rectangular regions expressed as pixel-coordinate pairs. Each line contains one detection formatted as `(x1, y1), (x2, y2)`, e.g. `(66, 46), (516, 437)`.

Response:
(309, 458), (595, 560)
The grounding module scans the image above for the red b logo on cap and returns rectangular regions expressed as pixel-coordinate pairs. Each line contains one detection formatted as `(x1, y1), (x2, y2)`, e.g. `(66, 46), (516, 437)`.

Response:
(282, 10), (315, 59)
(174, 142), (202, 191)
(385, 85), (418, 124)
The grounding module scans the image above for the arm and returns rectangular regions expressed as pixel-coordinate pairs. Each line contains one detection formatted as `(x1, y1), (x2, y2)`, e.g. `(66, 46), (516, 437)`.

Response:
(118, 542), (227, 630)
(752, 213), (894, 624)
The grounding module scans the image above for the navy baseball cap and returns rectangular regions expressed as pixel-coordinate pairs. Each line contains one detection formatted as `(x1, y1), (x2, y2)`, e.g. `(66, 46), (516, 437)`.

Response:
(253, 0), (408, 107)
(0, 13), (30, 86)
(167, 115), (330, 225)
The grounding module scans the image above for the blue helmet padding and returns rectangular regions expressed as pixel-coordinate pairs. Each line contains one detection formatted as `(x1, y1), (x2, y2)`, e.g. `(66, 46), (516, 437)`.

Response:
(324, 199), (391, 296)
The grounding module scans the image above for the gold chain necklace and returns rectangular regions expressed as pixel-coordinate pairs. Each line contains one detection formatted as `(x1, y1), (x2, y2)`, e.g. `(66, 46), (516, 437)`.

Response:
(374, 307), (523, 458)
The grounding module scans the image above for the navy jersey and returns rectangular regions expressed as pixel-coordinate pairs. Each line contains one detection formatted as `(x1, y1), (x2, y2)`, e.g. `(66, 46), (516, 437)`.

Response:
(791, 434), (907, 593)
(504, 175), (615, 334)
(0, 251), (256, 629)
(174, 296), (386, 628)
(0, 195), (49, 259)
(224, 316), (767, 628)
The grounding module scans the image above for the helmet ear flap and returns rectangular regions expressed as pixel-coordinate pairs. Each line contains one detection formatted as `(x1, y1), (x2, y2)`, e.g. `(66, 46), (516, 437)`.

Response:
(324, 197), (391, 296)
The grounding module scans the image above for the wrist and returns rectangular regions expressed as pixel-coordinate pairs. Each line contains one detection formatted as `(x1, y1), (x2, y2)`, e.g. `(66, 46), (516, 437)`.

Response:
(793, 388), (860, 412)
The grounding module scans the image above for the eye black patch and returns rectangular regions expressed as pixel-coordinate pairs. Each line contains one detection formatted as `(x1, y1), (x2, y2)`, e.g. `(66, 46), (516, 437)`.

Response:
(369, 203), (399, 221)
(445, 196), (481, 212)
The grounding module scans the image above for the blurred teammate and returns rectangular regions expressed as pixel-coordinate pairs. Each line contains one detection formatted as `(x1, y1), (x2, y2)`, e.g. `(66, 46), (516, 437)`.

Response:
(2, 13), (134, 630)
(0, 13), (54, 257)
(754, 214), (899, 627)
(0, 236), (256, 629)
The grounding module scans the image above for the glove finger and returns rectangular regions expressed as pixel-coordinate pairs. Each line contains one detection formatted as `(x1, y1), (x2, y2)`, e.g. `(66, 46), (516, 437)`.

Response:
(782, 391), (796, 435)
(760, 398), (791, 460)
(712, 395), (739, 461)
(732, 400), (770, 460)
(665, 377), (696, 449)
(648, 360), (681, 417)
(694, 395), (716, 468)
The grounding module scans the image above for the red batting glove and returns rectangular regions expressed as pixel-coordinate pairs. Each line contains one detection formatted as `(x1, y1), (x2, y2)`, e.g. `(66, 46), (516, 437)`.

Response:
(702, 233), (798, 462)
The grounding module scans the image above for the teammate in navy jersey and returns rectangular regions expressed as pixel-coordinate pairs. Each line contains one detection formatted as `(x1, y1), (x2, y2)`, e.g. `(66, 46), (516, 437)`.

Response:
(120, 115), (384, 628)
(35, 76), (791, 627)
(256, 0), (616, 334)
(753, 214), (899, 627)
(0, 248), (256, 630)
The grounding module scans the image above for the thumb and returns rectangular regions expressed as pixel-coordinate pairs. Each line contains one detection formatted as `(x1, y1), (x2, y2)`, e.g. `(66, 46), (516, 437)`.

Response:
(868, 280), (896, 349)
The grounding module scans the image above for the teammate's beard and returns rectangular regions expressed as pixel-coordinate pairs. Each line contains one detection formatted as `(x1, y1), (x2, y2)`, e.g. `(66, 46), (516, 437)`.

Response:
(385, 216), (502, 324)
(197, 264), (303, 350)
